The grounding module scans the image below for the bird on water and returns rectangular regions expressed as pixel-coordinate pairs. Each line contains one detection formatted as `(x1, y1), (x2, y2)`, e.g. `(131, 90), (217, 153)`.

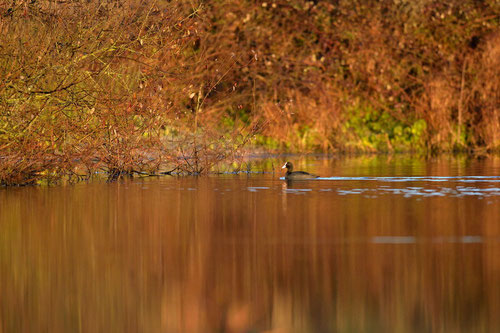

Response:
(282, 161), (319, 180)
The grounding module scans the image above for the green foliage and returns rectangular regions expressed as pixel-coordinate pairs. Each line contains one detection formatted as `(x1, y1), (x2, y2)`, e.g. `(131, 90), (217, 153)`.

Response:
(254, 135), (282, 151)
(222, 107), (251, 129)
(293, 125), (321, 151)
(344, 103), (427, 152)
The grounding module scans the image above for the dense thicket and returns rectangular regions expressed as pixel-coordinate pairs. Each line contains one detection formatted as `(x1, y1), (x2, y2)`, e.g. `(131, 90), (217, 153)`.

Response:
(0, 0), (499, 184)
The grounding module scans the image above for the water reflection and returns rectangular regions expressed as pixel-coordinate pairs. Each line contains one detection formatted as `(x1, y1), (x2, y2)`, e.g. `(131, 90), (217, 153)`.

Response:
(0, 155), (499, 332)
(282, 175), (500, 198)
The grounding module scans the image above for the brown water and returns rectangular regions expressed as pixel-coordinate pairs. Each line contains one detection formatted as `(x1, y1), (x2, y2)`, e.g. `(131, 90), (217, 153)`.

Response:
(1, 156), (500, 333)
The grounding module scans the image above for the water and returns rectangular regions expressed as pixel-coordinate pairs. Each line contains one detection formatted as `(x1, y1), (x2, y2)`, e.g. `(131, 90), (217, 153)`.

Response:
(1, 155), (499, 332)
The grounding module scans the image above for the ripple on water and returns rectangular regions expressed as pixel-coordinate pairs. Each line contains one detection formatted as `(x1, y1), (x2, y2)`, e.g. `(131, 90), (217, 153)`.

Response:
(318, 176), (500, 183)
(283, 189), (313, 195)
(283, 176), (500, 199)
(278, 184), (500, 197)
(247, 186), (270, 192)
(371, 235), (488, 244)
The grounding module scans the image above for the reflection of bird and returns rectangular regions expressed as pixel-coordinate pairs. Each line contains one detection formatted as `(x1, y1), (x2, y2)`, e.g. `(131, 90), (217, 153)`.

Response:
(282, 161), (319, 180)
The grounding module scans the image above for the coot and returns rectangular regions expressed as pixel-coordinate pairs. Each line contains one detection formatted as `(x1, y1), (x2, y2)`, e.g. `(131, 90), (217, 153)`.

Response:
(282, 162), (319, 180)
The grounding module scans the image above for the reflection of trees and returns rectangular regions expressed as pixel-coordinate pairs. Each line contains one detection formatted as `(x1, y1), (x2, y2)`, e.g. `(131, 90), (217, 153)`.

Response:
(0, 169), (499, 331)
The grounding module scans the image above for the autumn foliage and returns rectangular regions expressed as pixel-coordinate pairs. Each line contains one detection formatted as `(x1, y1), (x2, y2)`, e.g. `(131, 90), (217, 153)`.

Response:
(0, 0), (499, 184)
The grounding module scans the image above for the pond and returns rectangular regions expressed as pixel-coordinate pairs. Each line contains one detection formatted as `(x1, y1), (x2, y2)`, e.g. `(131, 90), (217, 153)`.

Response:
(1, 155), (499, 332)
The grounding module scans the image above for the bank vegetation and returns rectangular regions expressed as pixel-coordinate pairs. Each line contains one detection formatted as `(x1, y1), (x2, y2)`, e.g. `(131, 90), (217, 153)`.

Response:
(0, 0), (499, 185)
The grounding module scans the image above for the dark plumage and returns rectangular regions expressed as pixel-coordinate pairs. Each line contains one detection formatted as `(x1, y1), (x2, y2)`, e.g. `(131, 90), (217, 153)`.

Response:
(282, 161), (319, 180)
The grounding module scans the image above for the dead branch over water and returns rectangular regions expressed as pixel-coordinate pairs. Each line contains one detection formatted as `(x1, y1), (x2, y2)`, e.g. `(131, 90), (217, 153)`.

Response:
(0, 0), (499, 185)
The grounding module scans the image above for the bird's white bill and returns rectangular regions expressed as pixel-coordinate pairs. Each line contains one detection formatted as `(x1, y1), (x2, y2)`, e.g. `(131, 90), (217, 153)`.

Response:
(282, 163), (287, 169)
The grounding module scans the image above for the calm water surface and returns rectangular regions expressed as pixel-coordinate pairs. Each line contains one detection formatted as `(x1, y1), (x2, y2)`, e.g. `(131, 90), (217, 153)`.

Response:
(1, 156), (499, 332)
